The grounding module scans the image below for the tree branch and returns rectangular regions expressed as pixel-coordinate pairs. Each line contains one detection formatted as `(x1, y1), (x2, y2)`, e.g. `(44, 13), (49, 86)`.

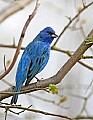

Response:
(0, 104), (72, 120)
(0, 0), (34, 23)
(0, 44), (25, 50)
(51, 46), (93, 71)
(1, 44), (93, 59)
(53, 1), (93, 46)
(0, 0), (40, 80)
(76, 116), (93, 119)
(0, 44), (93, 71)
(0, 29), (93, 101)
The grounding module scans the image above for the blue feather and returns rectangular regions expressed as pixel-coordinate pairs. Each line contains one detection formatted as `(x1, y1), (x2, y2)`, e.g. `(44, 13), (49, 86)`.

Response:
(11, 27), (58, 104)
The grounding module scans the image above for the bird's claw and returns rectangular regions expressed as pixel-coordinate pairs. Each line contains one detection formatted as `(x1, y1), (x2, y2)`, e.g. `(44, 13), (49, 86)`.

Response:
(12, 86), (15, 90)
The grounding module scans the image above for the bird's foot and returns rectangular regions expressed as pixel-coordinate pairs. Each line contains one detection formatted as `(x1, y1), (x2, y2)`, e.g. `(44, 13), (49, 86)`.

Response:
(12, 86), (15, 89)
(12, 86), (15, 91)
(11, 104), (21, 106)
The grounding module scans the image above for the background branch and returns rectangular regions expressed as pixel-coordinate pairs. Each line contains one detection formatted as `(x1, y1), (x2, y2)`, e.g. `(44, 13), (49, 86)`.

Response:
(51, 46), (93, 71)
(0, 104), (72, 120)
(53, 1), (93, 46)
(0, 44), (93, 71)
(0, 0), (34, 23)
(1, 44), (93, 59)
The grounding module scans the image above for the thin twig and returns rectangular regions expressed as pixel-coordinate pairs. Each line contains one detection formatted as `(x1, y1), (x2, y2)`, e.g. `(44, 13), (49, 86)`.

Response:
(5, 109), (8, 120)
(0, 44), (25, 50)
(3, 55), (6, 71)
(9, 105), (32, 115)
(78, 61), (93, 71)
(0, 104), (72, 120)
(70, 85), (93, 117)
(51, 46), (93, 71)
(0, 102), (12, 106)
(4, 105), (10, 120)
(76, 116), (93, 119)
(79, 25), (93, 54)
(27, 94), (69, 109)
(2, 79), (13, 87)
(53, 1), (93, 46)
(0, 0), (40, 80)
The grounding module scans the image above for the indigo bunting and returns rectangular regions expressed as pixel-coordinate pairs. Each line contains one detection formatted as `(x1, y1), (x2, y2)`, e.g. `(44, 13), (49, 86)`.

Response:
(11, 27), (58, 104)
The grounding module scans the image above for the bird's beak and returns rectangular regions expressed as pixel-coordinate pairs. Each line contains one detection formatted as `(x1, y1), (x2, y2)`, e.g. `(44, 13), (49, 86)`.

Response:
(51, 33), (58, 38)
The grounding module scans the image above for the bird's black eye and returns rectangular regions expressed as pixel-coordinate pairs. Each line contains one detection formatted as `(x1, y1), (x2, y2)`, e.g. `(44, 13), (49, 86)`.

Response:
(47, 32), (53, 36)
(47, 31), (58, 38)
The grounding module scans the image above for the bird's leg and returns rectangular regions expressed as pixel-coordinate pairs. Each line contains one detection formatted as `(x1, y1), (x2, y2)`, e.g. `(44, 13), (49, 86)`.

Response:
(12, 86), (15, 90)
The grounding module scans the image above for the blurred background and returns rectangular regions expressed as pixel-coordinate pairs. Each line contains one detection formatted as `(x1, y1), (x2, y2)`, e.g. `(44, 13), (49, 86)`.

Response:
(0, 0), (93, 119)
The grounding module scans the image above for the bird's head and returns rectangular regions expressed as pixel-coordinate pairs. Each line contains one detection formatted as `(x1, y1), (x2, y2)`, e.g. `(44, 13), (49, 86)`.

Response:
(36, 27), (58, 44)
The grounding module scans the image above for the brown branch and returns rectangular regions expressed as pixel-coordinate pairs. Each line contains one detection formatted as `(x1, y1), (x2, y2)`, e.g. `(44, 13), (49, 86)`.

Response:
(9, 105), (32, 115)
(0, 105), (72, 120)
(1, 43), (93, 60)
(51, 46), (93, 71)
(76, 116), (93, 119)
(51, 46), (93, 59)
(77, 84), (93, 116)
(27, 94), (68, 109)
(78, 61), (93, 71)
(0, 44), (25, 50)
(2, 79), (13, 87)
(0, 0), (33, 23)
(0, 0), (40, 80)
(0, 44), (93, 71)
(53, 1), (93, 46)
(0, 29), (93, 101)
(0, 88), (49, 95)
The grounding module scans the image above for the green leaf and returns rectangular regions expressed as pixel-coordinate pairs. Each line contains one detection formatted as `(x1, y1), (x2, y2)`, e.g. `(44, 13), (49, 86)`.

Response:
(48, 84), (58, 94)
(85, 37), (93, 44)
(78, 7), (83, 13)
(6, 59), (11, 67)
(59, 96), (67, 103)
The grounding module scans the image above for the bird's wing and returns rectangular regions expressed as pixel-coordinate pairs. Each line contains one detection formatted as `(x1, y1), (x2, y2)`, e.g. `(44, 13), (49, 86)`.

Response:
(25, 43), (50, 86)
(15, 43), (34, 91)
(37, 45), (50, 73)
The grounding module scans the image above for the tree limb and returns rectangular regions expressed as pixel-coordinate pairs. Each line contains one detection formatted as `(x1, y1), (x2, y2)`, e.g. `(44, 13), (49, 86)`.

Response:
(0, 104), (72, 120)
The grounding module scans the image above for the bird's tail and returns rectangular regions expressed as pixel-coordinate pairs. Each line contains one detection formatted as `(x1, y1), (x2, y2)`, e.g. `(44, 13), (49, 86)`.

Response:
(10, 85), (21, 104)
(11, 93), (18, 104)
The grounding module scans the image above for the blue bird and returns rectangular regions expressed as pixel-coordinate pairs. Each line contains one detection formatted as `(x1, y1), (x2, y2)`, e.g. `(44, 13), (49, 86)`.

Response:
(11, 27), (58, 104)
